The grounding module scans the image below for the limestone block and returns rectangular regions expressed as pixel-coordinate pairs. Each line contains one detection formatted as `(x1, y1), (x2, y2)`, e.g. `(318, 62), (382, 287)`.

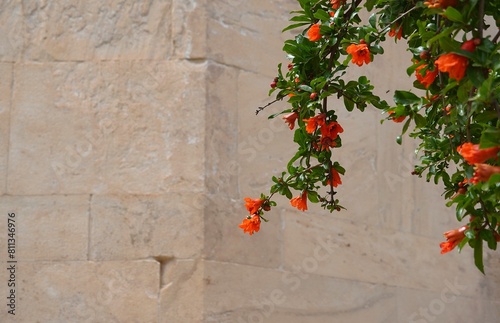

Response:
(90, 194), (203, 260)
(205, 63), (239, 197)
(0, 63), (12, 194)
(207, 0), (296, 75)
(23, 0), (171, 61)
(0, 1), (23, 61)
(0, 195), (89, 261)
(0, 260), (158, 322)
(282, 210), (489, 297)
(9, 61), (206, 195)
(160, 259), (204, 322)
(203, 195), (282, 268)
(396, 287), (498, 323)
(172, 0), (207, 59)
(203, 260), (398, 323)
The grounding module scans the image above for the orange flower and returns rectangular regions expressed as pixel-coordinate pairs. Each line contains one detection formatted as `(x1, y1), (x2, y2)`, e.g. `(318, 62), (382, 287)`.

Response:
(388, 24), (403, 40)
(415, 64), (438, 88)
(471, 164), (500, 184)
(435, 53), (468, 81)
(320, 121), (343, 139)
(239, 214), (261, 235)
(303, 114), (326, 134)
(290, 191), (308, 211)
(388, 111), (406, 123)
(326, 168), (342, 187)
(282, 112), (299, 130)
(346, 43), (371, 66)
(330, 0), (346, 9)
(424, 0), (457, 9)
(440, 225), (467, 254)
(307, 24), (321, 42)
(244, 197), (264, 214)
(318, 121), (343, 150)
(457, 143), (500, 165)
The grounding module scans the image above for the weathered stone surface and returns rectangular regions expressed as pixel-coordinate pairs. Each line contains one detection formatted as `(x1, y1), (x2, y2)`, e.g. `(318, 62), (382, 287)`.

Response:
(282, 210), (489, 297)
(207, 0), (296, 75)
(172, 0), (207, 59)
(205, 63), (239, 197)
(90, 194), (203, 260)
(1, 1), (500, 322)
(23, 0), (171, 61)
(0, 1), (23, 61)
(160, 259), (204, 323)
(8, 61), (206, 195)
(396, 287), (497, 323)
(0, 195), (89, 261)
(0, 260), (158, 322)
(203, 260), (398, 323)
(0, 63), (11, 194)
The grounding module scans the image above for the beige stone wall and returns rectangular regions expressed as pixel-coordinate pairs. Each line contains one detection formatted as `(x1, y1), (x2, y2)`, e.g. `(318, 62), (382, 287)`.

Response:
(0, 0), (499, 322)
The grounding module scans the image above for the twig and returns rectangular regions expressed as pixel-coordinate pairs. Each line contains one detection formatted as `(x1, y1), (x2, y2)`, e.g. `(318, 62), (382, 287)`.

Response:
(478, 0), (485, 39)
(380, 6), (418, 34)
(255, 98), (281, 115)
(493, 29), (500, 43)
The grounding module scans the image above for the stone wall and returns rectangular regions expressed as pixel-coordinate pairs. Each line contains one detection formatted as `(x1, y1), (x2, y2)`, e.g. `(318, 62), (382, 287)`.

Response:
(0, 1), (499, 322)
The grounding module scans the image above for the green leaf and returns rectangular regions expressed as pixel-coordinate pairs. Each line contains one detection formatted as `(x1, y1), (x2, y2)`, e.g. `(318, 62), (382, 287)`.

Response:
(307, 191), (319, 203)
(394, 90), (420, 105)
(282, 22), (309, 32)
(414, 114), (426, 128)
(479, 128), (500, 149)
(289, 15), (310, 22)
(368, 13), (376, 28)
(365, 0), (377, 11)
(344, 96), (355, 112)
(401, 117), (411, 135)
(370, 44), (384, 54)
(443, 7), (463, 23)
(298, 84), (313, 92)
(313, 9), (330, 22)
(474, 238), (485, 274)
(467, 67), (487, 88)
(426, 27), (454, 48)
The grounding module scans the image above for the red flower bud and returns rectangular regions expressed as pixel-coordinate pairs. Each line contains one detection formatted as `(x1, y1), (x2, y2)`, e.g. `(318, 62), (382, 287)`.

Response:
(419, 50), (430, 60)
(460, 39), (479, 52)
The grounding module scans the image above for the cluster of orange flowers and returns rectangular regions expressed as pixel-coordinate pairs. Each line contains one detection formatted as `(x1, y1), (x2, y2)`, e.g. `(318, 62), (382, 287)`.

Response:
(303, 114), (344, 151)
(440, 143), (500, 253)
(457, 143), (500, 184)
(239, 198), (263, 235)
(413, 39), (477, 89)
